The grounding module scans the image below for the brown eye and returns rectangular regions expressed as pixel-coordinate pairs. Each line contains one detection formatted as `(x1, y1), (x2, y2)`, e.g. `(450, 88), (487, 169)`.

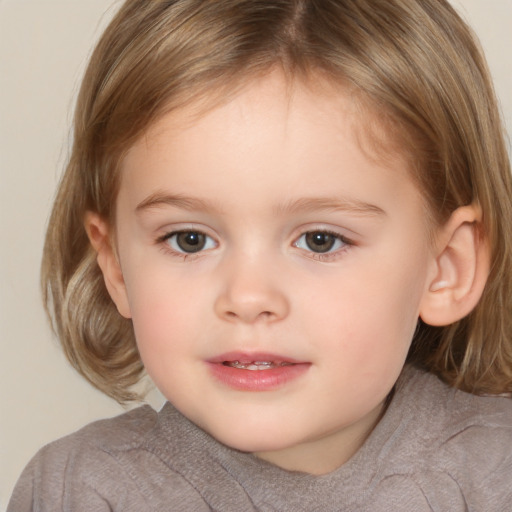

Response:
(294, 230), (349, 255)
(176, 232), (205, 252)
(166, 231), (215, 254)
(304, 232), (337, 253)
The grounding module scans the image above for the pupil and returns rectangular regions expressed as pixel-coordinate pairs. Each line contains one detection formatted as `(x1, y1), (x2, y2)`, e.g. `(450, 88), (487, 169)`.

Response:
(177, 232), (205, 253)
(306, 232), (335, 253)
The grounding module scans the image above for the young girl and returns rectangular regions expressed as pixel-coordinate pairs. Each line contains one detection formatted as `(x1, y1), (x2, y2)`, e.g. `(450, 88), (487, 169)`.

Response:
(8, 0), (512, 510)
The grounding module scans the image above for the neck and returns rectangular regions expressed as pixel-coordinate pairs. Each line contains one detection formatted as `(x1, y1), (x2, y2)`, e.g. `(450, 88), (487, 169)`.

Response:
(253, 402), (384, 475)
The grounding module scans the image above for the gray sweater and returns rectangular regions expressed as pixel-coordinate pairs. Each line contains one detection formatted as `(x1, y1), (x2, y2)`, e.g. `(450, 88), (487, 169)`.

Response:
(8, 367), (512, 511)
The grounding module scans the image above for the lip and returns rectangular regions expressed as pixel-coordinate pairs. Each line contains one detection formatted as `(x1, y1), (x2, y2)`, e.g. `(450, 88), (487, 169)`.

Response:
(206, 352), (311, 391)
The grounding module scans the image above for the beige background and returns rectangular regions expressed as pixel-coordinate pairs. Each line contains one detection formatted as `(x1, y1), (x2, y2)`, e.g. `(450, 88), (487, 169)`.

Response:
(1, 0), (510, 508)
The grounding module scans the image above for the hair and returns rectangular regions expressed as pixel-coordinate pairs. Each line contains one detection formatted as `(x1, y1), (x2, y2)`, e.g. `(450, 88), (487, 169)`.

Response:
(42, 0), (512, 403)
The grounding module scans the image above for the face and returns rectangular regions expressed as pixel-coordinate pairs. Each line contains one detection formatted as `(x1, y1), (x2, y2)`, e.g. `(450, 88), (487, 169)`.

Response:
(109, 72), (437, 474)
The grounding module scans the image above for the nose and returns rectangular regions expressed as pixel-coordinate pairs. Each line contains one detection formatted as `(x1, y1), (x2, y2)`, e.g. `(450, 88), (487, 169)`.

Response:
(214, 258), (290, 324)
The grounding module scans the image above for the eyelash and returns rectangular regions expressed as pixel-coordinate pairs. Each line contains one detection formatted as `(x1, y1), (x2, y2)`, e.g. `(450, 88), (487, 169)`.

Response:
(156, 229), (354, 261)
(157, 230), (217, 260)
(293, 230), (353, 261)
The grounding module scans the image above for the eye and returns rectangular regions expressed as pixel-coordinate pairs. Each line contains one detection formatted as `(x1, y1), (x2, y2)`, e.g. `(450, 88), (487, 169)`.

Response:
(294, 231), (349, 254)
(165, 231), (216, 254)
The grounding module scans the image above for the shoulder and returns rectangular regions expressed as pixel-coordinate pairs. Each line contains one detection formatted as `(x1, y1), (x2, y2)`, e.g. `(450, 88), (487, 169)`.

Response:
(9, 405), (213, 511)
(388, 367), (512, 509)
(69, 403), (159, 448)
(33, 404), (160, 472)
(8, 406), (162, 511)
(398, 367), (512, 445)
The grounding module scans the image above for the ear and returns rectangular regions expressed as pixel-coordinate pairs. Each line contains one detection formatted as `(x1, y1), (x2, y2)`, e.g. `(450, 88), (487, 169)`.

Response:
(419, 205), (490, 326)
(84, 212), (132, 319)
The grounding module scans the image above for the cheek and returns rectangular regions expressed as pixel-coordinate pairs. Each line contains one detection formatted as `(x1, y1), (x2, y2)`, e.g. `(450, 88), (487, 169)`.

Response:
(127, 286), (195, 392)
(122, 264), (216, 362)
(121, 267), (184, 350)
(307, 250), (428, 364)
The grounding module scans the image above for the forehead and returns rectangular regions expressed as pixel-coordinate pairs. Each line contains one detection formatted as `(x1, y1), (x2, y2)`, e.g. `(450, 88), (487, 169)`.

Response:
(117, 70), (428, 238)
(127, 70), (414, 178)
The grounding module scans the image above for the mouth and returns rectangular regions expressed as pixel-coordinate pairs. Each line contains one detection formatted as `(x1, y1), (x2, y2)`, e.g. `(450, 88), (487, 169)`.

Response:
(207, 352), (310, 391)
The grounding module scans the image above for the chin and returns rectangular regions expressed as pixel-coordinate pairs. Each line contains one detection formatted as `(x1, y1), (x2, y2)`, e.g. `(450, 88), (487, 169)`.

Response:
(205, 422), (295, 454)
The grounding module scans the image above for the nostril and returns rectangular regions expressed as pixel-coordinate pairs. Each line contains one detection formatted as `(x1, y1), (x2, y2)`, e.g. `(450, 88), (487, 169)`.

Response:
(214, 287), (290, 324)
(222, 309), (275, 322)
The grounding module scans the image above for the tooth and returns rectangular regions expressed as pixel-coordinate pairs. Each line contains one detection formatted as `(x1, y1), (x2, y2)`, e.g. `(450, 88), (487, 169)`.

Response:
(224, 360), (246, 369)
(249, 362), (276, 370)
(223, 360), (296, 370)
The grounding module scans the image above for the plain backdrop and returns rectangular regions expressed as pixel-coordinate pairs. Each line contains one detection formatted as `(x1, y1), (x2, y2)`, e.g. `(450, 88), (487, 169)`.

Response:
(0, 1), (510, 509)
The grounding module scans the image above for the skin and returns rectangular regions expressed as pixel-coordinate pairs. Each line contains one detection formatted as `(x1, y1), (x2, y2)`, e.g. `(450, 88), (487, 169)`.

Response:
(91, 72), (477, 475)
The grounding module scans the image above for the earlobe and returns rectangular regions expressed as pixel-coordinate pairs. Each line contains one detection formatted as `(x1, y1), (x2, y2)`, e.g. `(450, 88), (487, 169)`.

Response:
(84, 212), (132, 319)
(419, 205), (490, 326)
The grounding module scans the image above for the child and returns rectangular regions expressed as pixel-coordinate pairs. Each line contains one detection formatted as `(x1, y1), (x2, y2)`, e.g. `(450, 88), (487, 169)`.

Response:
(8, 0), (512, 510)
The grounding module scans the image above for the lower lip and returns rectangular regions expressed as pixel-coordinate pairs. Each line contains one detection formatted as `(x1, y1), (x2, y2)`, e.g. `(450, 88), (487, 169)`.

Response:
(207, 362), (310, 391)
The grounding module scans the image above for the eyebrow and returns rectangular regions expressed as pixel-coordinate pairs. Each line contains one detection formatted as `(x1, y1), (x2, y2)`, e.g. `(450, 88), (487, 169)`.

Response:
(136, 192), (224, 213)
(274, 197), (386, 217)
(136, 192), (386, 217)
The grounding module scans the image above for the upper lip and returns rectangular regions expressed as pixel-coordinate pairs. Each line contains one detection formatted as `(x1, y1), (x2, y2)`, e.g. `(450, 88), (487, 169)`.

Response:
(207, 351), (306, 365)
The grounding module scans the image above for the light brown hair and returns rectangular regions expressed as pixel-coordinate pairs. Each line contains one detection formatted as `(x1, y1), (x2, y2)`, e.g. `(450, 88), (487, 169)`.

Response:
(42, 0), (512, 402)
